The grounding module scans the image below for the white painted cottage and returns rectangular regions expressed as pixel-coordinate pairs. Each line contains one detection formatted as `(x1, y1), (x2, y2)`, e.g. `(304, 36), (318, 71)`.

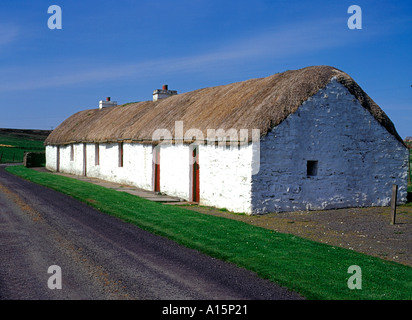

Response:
(45, 66), (409, 214)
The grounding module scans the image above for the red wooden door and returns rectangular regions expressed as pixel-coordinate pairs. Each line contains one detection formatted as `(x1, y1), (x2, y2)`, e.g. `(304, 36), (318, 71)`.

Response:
(192, 147), (199, 202)
(154, 147), (160, 192)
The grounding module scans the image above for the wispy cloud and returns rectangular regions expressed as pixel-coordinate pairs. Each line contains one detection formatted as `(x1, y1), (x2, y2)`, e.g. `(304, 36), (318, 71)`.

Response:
(0, 24), (18, 47)
(0, 17), (370, 92)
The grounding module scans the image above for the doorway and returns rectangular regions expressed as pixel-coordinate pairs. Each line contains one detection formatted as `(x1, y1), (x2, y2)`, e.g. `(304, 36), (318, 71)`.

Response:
(191, 146), (199, 202)
(153, 146), (160, 192)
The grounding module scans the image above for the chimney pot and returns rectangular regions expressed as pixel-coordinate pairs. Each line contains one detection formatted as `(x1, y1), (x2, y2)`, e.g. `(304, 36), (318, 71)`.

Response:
(106, 97), (111, 101)
(162, 84), (168, 90)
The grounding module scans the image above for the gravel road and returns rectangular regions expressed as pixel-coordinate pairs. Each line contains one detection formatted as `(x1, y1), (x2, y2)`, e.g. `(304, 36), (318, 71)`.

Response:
(0, 165), (302, 300)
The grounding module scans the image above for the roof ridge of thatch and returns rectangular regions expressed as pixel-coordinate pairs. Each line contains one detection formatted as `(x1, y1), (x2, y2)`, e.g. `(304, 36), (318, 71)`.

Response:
(45, 65), (404, 145)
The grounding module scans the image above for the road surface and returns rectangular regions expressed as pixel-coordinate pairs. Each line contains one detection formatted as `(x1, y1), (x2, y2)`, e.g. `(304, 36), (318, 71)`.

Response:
(0, 165), (302, 300)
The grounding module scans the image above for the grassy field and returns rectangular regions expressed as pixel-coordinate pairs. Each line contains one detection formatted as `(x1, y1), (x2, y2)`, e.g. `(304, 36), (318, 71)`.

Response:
(5, 165), (412, 300)
(0, 129), (50, 164)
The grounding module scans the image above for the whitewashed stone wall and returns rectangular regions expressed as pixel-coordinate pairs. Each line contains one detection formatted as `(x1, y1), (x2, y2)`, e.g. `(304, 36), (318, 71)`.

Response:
(45, 145), (58, 171)
(251, 79), (409, 214)
(46, 143), (153, 190)
(45, 144), (84, 175)
(159, 144), (191, 200)
(152, 142), (253, 212)
(62, 143), (84, 175)
(199, 143), (253, 213)
(83, 143), (153, 190)
(46, 141), (255, 213)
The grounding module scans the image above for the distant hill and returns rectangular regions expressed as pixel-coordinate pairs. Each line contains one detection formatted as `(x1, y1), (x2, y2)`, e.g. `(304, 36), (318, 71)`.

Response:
(0, 128), (52, 140)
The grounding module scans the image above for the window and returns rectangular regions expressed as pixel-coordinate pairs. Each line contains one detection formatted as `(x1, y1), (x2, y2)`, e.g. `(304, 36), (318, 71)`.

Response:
(95, 143), (99, 166)
(307, 160), (318, 177)
(118, 142), (124, 167)
(83, 143), (87, 177)
(56, 146), (60, 172)
(70, 145), (74, 161)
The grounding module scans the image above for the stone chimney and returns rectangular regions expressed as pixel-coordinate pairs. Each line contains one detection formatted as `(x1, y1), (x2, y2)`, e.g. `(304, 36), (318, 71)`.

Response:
(153, 84), (177, 102)
(99, 97), (117, 109)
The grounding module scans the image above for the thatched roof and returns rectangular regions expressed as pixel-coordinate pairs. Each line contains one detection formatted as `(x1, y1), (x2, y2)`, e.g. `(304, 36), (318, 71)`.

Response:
(45, 65), (403, 145)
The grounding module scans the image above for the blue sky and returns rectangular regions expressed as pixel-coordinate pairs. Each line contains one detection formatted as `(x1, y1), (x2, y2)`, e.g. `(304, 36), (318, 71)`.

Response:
(0, 0), (411, 138)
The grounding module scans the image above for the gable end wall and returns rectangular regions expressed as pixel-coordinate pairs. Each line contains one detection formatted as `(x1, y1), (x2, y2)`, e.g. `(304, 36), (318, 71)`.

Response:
(251, 79), (409, 214)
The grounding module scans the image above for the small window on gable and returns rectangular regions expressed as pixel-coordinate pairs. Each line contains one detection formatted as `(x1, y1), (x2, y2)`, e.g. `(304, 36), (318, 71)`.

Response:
(307, 160), (318, 177)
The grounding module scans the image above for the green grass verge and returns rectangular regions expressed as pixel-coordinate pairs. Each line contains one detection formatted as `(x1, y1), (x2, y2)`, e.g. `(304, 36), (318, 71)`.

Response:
(5, 165), (412, 300)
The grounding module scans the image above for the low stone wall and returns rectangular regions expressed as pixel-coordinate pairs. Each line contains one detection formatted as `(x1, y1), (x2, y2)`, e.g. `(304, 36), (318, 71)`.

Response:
(24, 152), (46, 168)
